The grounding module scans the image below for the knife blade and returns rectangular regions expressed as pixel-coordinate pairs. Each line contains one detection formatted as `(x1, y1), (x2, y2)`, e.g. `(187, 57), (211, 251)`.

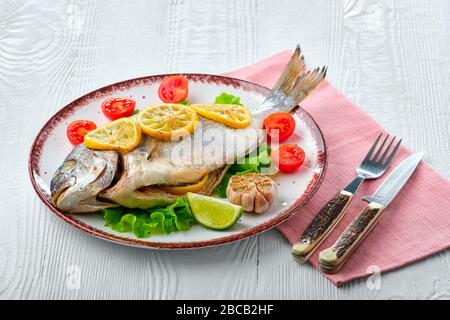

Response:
(318, 152), (424, 274)
(361, 152), (425, 207)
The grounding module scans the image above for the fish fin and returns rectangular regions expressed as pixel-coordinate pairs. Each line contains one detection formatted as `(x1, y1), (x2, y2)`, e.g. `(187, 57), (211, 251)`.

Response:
(290, 66), (327, 105)
(271, 45), (306, 94)
(263, 45), (327, 112)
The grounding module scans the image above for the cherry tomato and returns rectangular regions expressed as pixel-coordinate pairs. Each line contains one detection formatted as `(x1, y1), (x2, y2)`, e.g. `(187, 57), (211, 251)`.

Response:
(263, 112), (296, 142)
(67, 120), (97, 145)
(272, 144), (305, 173)
(158, 75), (189, 103)
(101, 97), (136, 120)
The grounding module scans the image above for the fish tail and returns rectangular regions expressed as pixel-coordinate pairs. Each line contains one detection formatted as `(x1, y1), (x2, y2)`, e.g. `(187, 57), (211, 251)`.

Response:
(262, 45), (327, 113)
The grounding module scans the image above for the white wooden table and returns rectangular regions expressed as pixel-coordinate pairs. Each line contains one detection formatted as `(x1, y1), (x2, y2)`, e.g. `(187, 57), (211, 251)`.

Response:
(1, 0), (449, 300)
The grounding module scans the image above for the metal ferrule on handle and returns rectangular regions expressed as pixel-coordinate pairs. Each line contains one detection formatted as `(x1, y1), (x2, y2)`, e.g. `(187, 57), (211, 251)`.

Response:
(343, 175), (365, 194)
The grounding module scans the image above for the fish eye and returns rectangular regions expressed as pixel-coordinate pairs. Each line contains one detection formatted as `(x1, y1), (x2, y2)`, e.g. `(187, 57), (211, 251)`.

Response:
(62, 160), (77, 172)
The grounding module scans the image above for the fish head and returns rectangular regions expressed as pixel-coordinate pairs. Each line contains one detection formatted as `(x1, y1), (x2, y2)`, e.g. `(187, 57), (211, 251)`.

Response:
(50, 144), (119, 213)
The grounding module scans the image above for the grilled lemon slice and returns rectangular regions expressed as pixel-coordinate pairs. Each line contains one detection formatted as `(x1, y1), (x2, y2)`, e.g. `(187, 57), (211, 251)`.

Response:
(137, 104), (198, 141)
(160, 174), (209, 195)
(84, 117), (141, 153)
(191, 103), (252, 129)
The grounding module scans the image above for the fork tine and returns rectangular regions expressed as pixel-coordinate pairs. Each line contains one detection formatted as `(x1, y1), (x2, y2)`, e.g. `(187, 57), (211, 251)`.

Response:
(383, 139), (402, 167)
(362, 133), (383, 163)
(372, 134), (389, 162)
(378, 136), (396, 164)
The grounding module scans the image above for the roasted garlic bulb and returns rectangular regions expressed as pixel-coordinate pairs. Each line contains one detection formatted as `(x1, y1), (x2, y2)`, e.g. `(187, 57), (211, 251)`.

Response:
(226, 173), (277, 214)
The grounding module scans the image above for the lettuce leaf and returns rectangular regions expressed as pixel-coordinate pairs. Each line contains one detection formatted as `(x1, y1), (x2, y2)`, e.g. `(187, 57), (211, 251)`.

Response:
(178, 99), (189, 105)
(101, 198), (195, 238)
(214, 92), (242, 105)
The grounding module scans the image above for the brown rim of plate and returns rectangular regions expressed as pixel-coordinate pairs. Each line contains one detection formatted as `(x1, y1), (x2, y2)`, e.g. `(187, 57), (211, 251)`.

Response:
(28, 73), (327, 250)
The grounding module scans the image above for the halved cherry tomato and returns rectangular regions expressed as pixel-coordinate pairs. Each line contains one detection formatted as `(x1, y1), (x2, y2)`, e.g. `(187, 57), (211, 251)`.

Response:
(263, 112), (296, 142)
(272, 144), (305, 173)
(158, 75), (189, 103)
(67, 120), (97, 145)
(101, 97), (136, 120)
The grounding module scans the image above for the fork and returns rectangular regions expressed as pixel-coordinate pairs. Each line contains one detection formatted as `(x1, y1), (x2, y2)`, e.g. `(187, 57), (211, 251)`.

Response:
(291, 133), (402, 263)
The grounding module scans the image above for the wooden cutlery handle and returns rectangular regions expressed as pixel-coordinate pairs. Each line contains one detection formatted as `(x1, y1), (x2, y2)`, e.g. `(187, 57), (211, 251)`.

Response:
(319, 202), (385, 274)
(292, 190), (353, 263)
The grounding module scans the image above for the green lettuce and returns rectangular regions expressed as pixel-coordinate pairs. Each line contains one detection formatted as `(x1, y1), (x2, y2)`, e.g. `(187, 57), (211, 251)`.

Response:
(178, 98), (190, 105)
(101, 198), (195, 238)
(214, 92), (242, 105)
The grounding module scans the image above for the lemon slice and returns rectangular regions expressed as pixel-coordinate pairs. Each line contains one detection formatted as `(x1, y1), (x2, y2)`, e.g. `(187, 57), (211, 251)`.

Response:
(186, 193), (243, 230)
(191, 103), (252, 129)
(84, 117), (141, 153)
(160, 174), (209, 195)
(137, 104), (198, 141)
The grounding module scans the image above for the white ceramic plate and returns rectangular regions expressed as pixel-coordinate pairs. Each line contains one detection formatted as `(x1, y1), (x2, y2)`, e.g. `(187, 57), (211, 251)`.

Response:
(29, 74), (326, 249)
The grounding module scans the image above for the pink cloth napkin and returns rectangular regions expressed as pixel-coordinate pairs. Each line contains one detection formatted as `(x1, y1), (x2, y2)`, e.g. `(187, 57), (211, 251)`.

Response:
(224, 51), (450, 286)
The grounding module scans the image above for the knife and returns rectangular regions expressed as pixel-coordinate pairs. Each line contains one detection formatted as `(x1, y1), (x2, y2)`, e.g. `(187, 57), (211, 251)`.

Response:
(318, 152), (424, 274)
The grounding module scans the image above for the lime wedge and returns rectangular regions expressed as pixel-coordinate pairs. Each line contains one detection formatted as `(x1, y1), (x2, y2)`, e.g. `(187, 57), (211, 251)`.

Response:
(186, 193), (243, 230)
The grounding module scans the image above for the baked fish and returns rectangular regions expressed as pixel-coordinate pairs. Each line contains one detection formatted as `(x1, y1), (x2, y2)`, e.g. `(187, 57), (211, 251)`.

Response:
(51, 47), (326, 213)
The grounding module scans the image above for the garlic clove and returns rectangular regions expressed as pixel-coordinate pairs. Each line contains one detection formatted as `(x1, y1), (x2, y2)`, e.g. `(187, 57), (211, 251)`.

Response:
(254, 191), (270, 214)
(241, 184), (257, 212)
(257, 182), (277, 204)
(226, 184), (242, 206)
